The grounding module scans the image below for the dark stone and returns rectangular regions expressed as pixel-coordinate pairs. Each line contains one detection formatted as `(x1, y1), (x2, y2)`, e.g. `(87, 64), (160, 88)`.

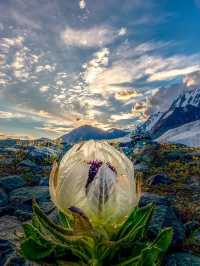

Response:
(0, 175), (26, 192)
(17, 159), (37, 169)
(9, 186), (50, 204)
(147, 173), (173, 186)
(27, 147), (59, 164)
(0, 188), (8, 207)
(139, 192), (170, 207)
(184, 221), (200, 236)
(164, 252), (200, 266)
(0, 205), (13, 217)
(0, 239), (25, 266)
(39, 176), (49, 186)
(139, 193), (185, 247)
(14, 208), (33, 221)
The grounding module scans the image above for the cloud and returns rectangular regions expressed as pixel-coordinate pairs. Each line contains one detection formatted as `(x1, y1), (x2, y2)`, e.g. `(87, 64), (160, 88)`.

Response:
(143, 83), (190, 116)
(110, 112), (136, 121)
(39, 85), (49, 92)
(0, 131), (34, 140)
(10, 46), (41, 81)
(79, 0), (86, 9)
(131, 101), (148, 120)
(148, 65), (200, 82)
(0, 111), (26, 119)
(0, 36), (24, 51)
(35, 64), (56, 73)
(183, 70), (200, 87)
(115, 90), (142, 101)
(118, 27), (127, 36)
(82, 47), (110, 86)
(61, 25), (120, 48)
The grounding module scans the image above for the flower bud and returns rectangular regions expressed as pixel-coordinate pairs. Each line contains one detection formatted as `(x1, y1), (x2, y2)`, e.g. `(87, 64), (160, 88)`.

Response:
(49, 140), (139, 227)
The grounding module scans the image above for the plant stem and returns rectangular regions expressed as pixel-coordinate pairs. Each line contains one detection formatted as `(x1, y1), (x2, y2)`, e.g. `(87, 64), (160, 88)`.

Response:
(90, 258), (101, 266)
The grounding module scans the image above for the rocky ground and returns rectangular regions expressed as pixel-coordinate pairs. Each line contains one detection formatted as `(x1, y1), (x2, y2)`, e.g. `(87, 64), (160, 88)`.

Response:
(0, 141), (200, 265)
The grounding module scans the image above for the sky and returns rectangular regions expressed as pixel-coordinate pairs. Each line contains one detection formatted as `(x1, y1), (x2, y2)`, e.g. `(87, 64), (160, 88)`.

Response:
(0, 0), (200, 139)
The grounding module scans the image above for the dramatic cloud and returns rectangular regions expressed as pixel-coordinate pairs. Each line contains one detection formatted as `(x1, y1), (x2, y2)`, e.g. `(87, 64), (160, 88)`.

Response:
(0, 0), (200, 138)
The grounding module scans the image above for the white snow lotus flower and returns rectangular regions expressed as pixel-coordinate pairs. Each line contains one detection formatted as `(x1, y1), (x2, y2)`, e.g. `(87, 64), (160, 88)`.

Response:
(49, 140), (139, 228)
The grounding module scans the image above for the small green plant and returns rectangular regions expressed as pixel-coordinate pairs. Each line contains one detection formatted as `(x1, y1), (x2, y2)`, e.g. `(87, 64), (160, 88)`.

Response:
(20, 201), (172, 265)
(20, 141), (173, 265)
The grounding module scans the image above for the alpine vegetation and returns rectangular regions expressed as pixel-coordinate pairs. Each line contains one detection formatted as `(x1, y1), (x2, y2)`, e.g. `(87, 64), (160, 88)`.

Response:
(20, 141), (173, 265)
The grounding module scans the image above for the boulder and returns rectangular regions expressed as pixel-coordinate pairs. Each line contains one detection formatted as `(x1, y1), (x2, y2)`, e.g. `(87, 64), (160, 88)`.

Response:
(0, 188), (8, 207)
(164, 252), (200, 266)
(9, 186), (50, 204)
(184, 221), (200, 236)
(139, 193), (185, 247)
(39, 176), (49, 186)
(27, 147), (59, 163)
(17, 159), (43, 175)
(0, 175), (26, 192)
(17, 159), (37, 169)
(147, 173), (173, 186)
(0, 239), (26, 266)
(0, 215), (21, 240)
(0, 205), (13, 217)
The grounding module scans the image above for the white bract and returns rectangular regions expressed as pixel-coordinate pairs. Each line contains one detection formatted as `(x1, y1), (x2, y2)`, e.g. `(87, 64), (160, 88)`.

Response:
(49, 140), (138, 227)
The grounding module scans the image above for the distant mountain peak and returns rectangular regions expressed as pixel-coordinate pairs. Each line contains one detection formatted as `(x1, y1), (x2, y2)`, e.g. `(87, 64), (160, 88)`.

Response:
(142, 87), (200, 146)
(59, 125), (128, 144)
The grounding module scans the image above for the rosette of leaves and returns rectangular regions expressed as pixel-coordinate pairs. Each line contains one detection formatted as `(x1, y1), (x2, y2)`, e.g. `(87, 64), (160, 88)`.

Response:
(20, 200), (173, 266)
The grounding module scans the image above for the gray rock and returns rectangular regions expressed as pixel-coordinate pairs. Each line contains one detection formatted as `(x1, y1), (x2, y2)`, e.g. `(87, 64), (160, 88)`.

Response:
(134, 162), (149, 172)
(0, 239), (26, 266)
(164, 252), (200, 266)
(0, 188), (8, 207)
(17, 159), (37, 169)
(0, 175), (26, 192)
(139, 193), (185, 247)
(9, 186), (50, 204)
(147, 173), (173, 186)
(39, 176), (49, 186)
(0, 215), (21, 240)
(0, 205), (12, 217)
(184, 221), (200, 236)
(139, 192), (170, 206)
(27, 147), (59, 163)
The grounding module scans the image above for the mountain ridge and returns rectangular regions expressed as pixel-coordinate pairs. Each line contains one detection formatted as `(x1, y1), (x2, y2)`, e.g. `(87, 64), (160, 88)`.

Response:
(144, 87), (200, 138)
(59, 125), (129, 144)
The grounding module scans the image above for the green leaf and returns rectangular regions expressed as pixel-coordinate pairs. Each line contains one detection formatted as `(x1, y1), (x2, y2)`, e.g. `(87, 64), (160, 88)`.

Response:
(114, 254), (141, 266)
(152, 227), (173, 253)
(139, 246), (161, 266)
(116, 204), (154, 245)
(116, 204), (154, 240)
(21, 238), (54, 261)
(59, 211), (72, 229)
(137, 228), (173, 266)
(32, 200), (73, 236)
(23, 223), (51, 246)
(32, 200), (93, 262)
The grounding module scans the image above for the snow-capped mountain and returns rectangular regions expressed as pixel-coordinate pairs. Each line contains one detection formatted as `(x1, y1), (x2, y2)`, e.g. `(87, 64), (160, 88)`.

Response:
(149, 87), (200, 138)
(156, 120), (200, 147)
(141, 112), (163, 132)
(59, 125), (129, 144)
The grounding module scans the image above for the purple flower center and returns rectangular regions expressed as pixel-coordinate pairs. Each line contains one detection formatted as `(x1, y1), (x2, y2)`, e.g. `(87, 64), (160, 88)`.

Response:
(85, 160), (103, 194)
(85, 160), (117, 211)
